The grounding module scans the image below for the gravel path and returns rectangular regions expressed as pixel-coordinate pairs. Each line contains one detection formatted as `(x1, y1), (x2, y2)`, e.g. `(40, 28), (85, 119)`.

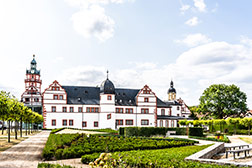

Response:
(0, 131), (50, 168)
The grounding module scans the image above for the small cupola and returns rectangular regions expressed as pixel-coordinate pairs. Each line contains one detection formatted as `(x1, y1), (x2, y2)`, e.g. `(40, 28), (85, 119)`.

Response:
(100, 70), (115, 94)
(168, 80), (176, 101)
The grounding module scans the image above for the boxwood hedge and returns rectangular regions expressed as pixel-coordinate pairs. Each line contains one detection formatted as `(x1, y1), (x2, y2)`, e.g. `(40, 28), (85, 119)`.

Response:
(81, 145), (241, 168)
(42, 134), (196, 160)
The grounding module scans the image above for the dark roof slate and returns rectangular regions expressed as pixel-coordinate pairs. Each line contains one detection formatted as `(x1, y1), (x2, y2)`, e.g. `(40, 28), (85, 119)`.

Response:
(62, 85), (181, 107)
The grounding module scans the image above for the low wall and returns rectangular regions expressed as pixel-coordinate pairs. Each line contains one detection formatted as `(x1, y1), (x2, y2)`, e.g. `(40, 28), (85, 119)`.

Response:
(185, 143), (252, 167)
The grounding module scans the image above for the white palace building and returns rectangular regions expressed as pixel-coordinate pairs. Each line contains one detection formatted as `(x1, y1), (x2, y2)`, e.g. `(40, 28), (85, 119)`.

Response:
(22, 56), (191, 130)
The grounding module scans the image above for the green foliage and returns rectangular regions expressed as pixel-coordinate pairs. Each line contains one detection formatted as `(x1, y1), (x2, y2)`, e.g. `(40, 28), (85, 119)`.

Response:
(88, 153), (128, 168)
(51, 128), (65, 134)
(37, 163), (73, 168)
(189, 135), (230, 143)
(178, 120), (187, 126)
(42, 134), (196, 160)
(198, 84), (248, 119)
(121, 127), (187, 137)
(82, 145), (239, 168)
(189, 127), (203, 137)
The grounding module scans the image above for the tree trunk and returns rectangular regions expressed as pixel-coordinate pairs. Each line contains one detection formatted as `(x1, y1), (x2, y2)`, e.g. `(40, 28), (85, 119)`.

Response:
(26, 121), (28, 136)
(29, 122), (31, 134)
(15, 120), (17, 140)
(20, 118), (22, 138)
(8, 121), (10, 143)
(234, 123), (237, 135)
(2, 120), (4, 135)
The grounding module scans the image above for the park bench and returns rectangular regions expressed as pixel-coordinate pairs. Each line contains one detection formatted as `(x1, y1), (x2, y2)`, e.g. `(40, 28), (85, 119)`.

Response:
(225, 145), (251, 159)
(225, 144), (249, 151)
(166, 131), (176, 137)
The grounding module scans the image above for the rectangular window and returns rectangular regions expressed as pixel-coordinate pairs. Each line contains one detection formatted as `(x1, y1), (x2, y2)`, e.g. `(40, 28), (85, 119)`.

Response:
(82, 121), (87, 127)
(161, 109), (165, 116)
(25, 98), (30, 102)
(141, 119), (149, 125)
(78, 107), (83, 112)
(160, 120), (163, 127)
(51, 119), (56, 126)
(51, 106), (56, 112)
(116, 108), (123, 113)
(62, 119), (67, 126)
(69, 120), (74, 126)
(144, 98), (149, 102)
(177, 106), (180, 110)
(107, 95), (112, 100)
(126, 120), (133, 125)
(70, 107), (74, 112)
(59, 95), (63, 100)
(125, 108), (133, 114)
(171, 120), (174, 128)
(94, 121), (98, 127)
(143, 90), (150, 94)
(141, 108), (149, 114)
(107, 114), (111, 120)
(116, 119), (123, 126)
(53, 95), (58, 100)
(86, 107), (99, 113)
(52, 86), (60, 91)
(177, 114), (180, 116)
(34, 98), (39, 102)
(169, 108), (172, 116)
(62, 107), (67, 112)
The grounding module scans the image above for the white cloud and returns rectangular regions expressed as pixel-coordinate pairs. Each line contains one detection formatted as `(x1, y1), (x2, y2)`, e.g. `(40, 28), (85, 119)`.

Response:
(175, 33), (211, 47)
(57, 37), (252, 108)
(72, 5), (115, 42)
(180, 4), (190, 14)
(193, 0), (206, 12)
(65, 0), (133, 42)
(185, 17), (199, 26)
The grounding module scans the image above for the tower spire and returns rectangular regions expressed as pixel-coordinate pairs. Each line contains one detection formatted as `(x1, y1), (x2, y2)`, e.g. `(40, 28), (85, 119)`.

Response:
(106, 70), (109, 79)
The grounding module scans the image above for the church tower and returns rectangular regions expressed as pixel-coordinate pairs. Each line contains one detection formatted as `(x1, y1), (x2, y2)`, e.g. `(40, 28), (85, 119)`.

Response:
(168, 80), (176, 101)
(21, 55), (43, 118)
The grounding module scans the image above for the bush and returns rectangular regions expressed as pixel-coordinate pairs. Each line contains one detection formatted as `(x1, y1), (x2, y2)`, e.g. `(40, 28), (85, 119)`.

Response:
(82, 145), (241, 167)
(42, 134), (195, 160)
(121, 127), (187, 137)
(189, 127), (203, 137)
(189, 135), (230, 143)
(37, 163), (73, 168)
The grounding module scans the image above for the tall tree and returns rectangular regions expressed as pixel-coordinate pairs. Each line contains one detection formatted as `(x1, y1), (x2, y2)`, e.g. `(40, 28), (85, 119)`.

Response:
(198, 84), (248, 119)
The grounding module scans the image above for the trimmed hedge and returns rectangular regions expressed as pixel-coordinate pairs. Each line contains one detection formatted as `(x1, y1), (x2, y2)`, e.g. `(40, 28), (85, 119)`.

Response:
(120, 127), (187, 137)
(42, 134), (196, 160)
(81, 145), (241, 167)
(37, 163), (73, 168)
(188, 127), (203, 137)
(189, 135), (230, 143)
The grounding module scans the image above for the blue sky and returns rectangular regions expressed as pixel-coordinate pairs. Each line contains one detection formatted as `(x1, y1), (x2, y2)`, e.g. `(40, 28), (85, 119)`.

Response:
(1, 0), (252, 108)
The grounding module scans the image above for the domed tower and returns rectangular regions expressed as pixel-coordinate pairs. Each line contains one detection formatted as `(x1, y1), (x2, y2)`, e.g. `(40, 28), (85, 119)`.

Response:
(99, 71), (116, 129)
(168, 80), (176, 101)
(21, 54), (43, 128)
(100, 71), (115, 94)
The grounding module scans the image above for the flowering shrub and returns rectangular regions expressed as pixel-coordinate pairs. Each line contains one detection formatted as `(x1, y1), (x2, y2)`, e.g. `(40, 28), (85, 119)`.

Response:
(87, 153), (128, 168)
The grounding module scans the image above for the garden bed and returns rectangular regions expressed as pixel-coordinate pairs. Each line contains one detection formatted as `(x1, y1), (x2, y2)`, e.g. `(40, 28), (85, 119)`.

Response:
(81, 145), (240, 167)
(42, 134), (196, 160)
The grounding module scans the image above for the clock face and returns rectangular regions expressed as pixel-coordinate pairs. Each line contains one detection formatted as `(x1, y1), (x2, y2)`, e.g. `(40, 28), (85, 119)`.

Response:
(31, 70), (35, 74)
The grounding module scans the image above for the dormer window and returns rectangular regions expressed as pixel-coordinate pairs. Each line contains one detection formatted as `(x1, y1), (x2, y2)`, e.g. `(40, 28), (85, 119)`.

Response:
(144, 98), (149, 102)
(78, 97), (81, 102)
(107, 95), (112, 100)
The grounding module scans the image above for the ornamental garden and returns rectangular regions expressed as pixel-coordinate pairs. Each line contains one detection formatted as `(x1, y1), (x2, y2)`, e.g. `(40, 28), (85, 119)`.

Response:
(1, 84), (252, 167)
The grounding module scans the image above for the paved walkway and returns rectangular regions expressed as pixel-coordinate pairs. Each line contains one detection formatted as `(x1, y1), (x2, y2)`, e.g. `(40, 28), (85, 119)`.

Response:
(0, 131), (50, 168)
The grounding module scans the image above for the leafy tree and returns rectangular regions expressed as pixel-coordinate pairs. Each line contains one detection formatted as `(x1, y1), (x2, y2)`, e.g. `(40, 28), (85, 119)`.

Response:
(198, 84), (248, 119)
(178, 120), (187, 127)
(188, 106), (199, 120)
(226, 118), (240, 135)
(239, 118), (252, 135)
